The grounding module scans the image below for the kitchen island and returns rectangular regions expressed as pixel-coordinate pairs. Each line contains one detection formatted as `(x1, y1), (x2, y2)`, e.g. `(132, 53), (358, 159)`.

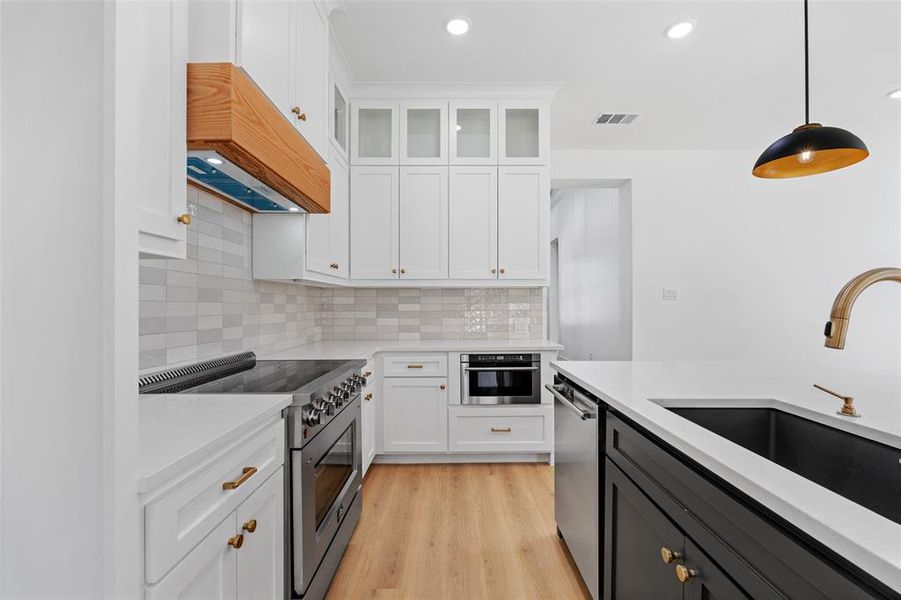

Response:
(550, 360), (901, 599)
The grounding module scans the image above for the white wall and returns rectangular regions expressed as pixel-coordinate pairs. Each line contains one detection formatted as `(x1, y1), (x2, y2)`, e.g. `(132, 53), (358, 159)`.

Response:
(552, 144), (901, 374)
(1, 1), (140, 597)
(551, 187), (633, 360)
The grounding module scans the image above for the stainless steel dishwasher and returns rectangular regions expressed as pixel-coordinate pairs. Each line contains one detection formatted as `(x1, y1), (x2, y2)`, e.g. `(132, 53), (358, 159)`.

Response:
(547, 377), (603, 600)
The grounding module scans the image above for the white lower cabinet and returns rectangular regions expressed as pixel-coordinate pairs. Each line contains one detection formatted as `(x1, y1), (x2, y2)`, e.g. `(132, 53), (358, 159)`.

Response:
(448, 406), (552, 453)
(147, 468), (284, 600)
(381, 377), (448, 453)
(361, 384), (377, 475)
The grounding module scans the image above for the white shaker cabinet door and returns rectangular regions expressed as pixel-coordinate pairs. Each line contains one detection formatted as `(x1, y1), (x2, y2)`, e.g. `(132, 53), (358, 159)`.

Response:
(497, 167), (549, 280)
(237, 0), (295, 122)
(129, 0), (187, 258)
(307, 149), (349, 278)
(398, 167), (448, 280)
(381, 378), (448, 453)
(145, 515), (238, 600)
(293, 0), (328, 158)
(236, 469), (284, 600)
(361, 386), (377, 475)
(350, 166), (399, 279)
(449, 167), (498, 279)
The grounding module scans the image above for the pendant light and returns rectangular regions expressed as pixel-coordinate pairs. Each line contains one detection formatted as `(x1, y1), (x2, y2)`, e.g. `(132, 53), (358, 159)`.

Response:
(752, 0), (868, 178)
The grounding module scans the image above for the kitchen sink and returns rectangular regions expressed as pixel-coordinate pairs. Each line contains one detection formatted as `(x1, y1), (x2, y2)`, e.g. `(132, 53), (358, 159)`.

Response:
(667, 407), (901, 525)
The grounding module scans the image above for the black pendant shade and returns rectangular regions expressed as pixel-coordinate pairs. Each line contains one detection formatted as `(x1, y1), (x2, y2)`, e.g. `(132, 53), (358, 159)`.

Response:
(752, 0), (868, 178)
(752, 123), (869, 178)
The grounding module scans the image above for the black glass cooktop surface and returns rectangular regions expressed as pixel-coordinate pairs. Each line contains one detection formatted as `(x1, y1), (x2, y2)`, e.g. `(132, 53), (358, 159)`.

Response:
(184, 360), (350, 394)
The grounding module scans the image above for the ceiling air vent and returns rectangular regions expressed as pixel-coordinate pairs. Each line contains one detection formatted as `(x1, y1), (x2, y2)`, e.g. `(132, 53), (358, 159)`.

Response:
(594, 112), (639, 125)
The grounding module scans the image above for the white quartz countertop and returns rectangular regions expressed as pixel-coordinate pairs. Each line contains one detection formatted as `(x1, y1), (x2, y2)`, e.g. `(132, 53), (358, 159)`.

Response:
(137, 393), (292, 494)
(549, 360), (901, 592)
(262, 339), (562, 361)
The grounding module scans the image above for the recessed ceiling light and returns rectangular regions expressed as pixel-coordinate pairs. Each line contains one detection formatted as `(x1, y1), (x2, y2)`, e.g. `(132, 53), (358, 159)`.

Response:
(289, 207), (300, 212)
(446, 18), (470, 36)
(205, 157), (223, 165)
(665, 20), (696, 39)
(888, 88), (901, 99)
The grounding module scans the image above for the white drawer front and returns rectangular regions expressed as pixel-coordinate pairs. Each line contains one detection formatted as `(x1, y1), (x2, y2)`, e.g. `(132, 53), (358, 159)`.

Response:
(382, 353), (447, 377)
(449, 407), (552, 453)
(145, 419), (285, 584)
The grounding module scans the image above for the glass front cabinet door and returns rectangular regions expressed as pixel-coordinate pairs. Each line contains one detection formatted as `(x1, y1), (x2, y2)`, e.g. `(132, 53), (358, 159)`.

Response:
(449, 101), (497, 165)
(399, 101), (447, 165)
(498, 100), (549, 165)
(351, 101), (399, 165)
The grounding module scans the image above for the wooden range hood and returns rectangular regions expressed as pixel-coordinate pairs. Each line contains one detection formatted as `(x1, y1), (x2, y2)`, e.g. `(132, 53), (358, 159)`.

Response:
(186, 62), (330, 213)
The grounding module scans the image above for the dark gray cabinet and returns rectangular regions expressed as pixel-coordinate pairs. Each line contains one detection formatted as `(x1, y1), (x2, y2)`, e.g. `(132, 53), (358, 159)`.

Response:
(602, 410), (899, 600)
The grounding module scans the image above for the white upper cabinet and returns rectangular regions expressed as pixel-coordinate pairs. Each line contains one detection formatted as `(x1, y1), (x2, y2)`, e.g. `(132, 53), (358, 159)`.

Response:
(498, 167), (549, 280)
(498, 100), (550, 165)
(399, 167), (448, 279)
(399, 101), (448, 165)
(350, 166), (399, 279)
(449, 101), (497, 165)
(237, 0), (295, 123)
(293, 1), (328, 158)
(449, 167), (498, 279)
(351, 101), (399, 165)
(330, 75), (349, 157)
(306, 146), (349, 279)
(132, 0), (187, 258)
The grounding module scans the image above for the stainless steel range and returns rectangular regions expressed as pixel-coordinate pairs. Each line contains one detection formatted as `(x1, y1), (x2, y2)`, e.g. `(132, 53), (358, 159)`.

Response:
(140, 351), (366, 600)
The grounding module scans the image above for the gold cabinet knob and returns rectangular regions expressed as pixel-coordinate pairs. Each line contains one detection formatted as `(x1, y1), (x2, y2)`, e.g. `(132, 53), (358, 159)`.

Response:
(392, 268), (397, 274)
(330, 262), (339, 269)
(675, 564), (696, 583)
(363, 371), (373, 378)
(364, 393), (373, 401)
(177, 213), (192, 225)
(660, 547), (681, 564)
(491, 268), (497, 274)
(227, 534), (244, 549)
(439, 384), (446, 390)
(242, 519), (257, 533)
(291, 106), (301, 114)
(400, 268), (406, 274)
(499, 268), (506, 274)
(297, 113), (307, 121)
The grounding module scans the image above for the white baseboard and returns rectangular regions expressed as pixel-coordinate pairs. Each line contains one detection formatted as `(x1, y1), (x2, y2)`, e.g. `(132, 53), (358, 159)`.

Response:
(373, 452), (553, 465)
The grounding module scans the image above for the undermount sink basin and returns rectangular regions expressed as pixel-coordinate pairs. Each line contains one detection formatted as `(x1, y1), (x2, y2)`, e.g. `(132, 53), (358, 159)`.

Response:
(667, 407), (901, 525)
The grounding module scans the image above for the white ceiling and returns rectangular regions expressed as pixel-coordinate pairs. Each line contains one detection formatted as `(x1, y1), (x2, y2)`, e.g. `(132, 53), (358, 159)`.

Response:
(331, 1), (901, 150)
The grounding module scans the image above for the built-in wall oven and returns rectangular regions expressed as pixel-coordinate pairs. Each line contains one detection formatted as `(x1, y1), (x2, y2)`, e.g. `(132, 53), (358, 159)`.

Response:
(460, 353), (541, 405)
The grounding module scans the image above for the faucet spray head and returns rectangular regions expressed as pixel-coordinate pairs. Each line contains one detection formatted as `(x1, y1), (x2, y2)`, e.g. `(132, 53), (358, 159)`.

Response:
(824, 318), (847, 349)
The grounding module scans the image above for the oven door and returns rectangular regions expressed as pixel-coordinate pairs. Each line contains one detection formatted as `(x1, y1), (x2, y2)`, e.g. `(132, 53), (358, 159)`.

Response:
(461, 363), (541, 405)
(292, 396), (362, 596)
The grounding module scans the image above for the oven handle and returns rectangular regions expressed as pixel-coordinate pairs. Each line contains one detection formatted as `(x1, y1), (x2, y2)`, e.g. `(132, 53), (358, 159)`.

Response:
(463, 366), (539, 371)
(545, 383), (596, 420)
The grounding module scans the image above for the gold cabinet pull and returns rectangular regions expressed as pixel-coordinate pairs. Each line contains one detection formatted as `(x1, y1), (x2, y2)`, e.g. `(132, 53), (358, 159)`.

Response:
(660, 547), (681, 564)
(363, 371), (373, 378)
(439, 384), (446, 390)
(364, 393), (373, 401)
(675, 564), (696, 583)
(177, 213), (192, 225)
(242, 519), (257, 533)
(407, 364), (424, 369)
(222, 466), (257, 490)
(490, 427), (511, 433)
(227, 534), (244, 549)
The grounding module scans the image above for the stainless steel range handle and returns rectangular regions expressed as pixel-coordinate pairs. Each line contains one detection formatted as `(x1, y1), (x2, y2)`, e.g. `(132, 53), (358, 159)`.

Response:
(464, 366), (539, 371)
(545, 383), (596, 420)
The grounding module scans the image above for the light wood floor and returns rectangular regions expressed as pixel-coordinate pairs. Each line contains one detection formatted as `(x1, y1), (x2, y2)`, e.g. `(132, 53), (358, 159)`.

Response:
(325, 463), (592, 600)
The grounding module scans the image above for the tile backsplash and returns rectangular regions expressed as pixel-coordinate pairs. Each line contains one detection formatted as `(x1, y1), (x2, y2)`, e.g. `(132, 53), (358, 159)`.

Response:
(138, 187), (544, 371)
